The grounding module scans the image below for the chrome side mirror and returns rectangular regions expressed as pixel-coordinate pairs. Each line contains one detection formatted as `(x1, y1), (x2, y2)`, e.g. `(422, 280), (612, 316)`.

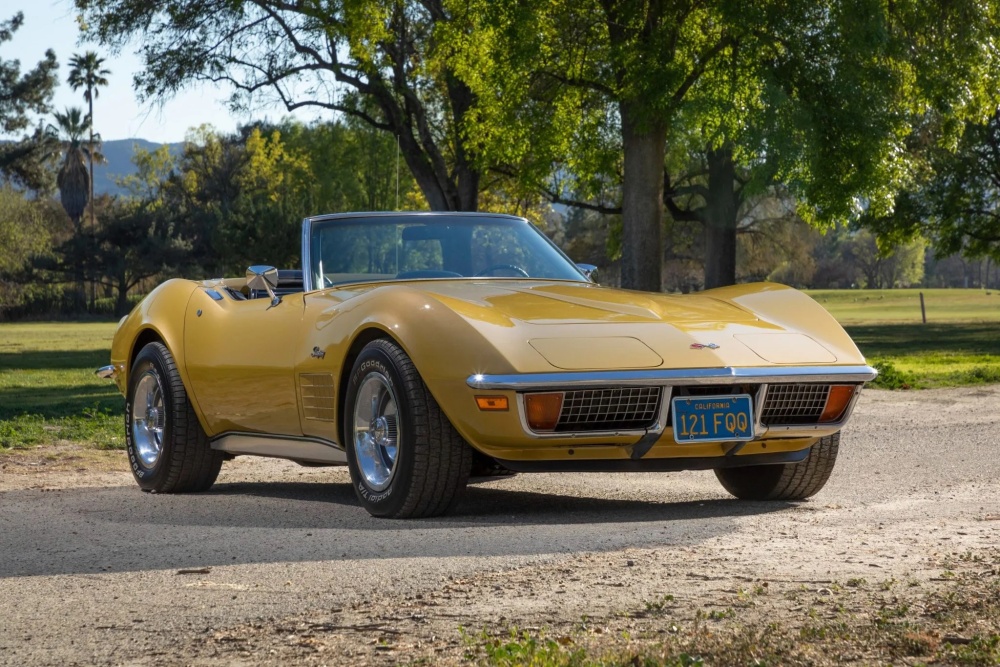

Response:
(246, 265), (281, 308)
(576, 263), (599, 283)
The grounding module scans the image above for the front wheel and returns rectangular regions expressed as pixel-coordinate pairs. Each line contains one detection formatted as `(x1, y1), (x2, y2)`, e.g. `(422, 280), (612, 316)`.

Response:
(126, 342), (223, 493)
(714, 433), (839, 501)
(344, 339), (472, 518)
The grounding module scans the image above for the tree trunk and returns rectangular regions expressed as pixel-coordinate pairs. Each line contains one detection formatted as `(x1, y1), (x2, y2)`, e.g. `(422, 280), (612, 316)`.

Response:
(115, 277), (130, 317)
(396, 133), (452, 211)
(445, 71), (480, 212)
(72, 217), (86, 311)
(620, 105), (666, 291)
(703, 146), (739, 290)
(368, 7), (480, 214)
(88, 96), (96, 310)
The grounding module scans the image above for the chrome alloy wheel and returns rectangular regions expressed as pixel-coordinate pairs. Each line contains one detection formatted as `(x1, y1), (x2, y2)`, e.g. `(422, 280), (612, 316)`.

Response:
(131, 370), (166, 468)
(353, 373), (400, 492)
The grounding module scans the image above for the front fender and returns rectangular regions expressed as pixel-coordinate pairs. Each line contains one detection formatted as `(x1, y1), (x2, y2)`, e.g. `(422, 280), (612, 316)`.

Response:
(108, 279), (201, 396)
(703, 282), (867, 365)
(300, 285), (521, 450)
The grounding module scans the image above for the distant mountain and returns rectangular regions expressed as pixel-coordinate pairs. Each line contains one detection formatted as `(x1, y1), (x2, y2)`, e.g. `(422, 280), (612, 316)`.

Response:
(93, 139), (183, 196)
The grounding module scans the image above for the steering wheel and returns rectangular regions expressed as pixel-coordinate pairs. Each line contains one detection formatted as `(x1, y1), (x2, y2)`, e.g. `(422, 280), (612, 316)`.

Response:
(474, 263), (530, 278)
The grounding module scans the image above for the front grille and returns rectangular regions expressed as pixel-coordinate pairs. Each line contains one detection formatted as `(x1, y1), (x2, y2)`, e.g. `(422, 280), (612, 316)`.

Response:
(761, 384), (830, 425)
(674, 384), (751, 397)
(554, 387), (662, 432)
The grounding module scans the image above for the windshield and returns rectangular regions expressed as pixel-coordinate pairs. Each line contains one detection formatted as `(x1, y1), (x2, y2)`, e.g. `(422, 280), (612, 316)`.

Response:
(308, 215), (586, 288)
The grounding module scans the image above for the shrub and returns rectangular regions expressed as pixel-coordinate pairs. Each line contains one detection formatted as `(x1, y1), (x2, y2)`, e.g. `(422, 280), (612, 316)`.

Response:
(869, 359), (915, 390)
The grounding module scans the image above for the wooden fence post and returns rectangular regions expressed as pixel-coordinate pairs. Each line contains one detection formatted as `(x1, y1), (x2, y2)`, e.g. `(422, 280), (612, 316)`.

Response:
(919, 291), (927, 324)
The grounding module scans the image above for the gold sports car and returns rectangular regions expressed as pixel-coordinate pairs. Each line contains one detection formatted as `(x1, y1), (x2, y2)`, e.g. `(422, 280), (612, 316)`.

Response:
(97, 212), (876, 518)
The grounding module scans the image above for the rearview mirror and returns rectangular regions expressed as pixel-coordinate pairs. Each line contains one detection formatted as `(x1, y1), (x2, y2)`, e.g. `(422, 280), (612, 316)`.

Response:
(246, 265), (281, 308)
(576, 263), (599, 283)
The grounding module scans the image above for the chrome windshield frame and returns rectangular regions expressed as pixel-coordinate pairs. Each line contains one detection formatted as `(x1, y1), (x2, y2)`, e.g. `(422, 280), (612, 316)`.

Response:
(300, 211), (589, 292)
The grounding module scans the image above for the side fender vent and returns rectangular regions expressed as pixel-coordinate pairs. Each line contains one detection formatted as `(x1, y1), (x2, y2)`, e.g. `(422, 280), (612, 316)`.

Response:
(300, 373), (336, 421)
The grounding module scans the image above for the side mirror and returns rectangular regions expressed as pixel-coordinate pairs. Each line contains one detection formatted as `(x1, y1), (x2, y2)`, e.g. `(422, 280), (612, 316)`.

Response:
(246, 265), (281, 308)
(576, 263), (599, 283)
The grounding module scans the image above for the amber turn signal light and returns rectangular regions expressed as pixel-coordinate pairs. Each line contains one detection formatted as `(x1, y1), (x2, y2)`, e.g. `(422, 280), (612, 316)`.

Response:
(475, 396), (509, 411)
(819, 385), (855, 423)
(524, 392), (564, 431)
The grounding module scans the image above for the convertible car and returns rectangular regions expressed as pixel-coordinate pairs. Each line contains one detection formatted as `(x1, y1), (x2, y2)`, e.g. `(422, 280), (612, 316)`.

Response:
(98, 212), (876, 518)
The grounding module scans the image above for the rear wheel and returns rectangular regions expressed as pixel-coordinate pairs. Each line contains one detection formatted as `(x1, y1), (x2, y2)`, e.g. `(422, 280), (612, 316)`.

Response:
(714, 433), (839, 500)
(345, 339), (472, 518)
(126, 342), (223, 493)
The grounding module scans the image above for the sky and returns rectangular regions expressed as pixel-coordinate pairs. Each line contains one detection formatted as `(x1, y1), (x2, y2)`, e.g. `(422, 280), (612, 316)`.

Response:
(4, 0), (318, 143)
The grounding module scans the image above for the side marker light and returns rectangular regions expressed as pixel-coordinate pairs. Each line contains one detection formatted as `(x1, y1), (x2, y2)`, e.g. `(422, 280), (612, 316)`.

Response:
(476, 396), (509, 411)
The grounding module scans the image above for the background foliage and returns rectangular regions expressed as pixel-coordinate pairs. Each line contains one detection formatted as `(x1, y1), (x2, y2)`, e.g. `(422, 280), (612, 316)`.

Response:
(1, 2), (1000, 319)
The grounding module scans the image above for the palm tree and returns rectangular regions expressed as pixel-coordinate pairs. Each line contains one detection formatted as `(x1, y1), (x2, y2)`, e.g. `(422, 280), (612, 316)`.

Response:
(47, 107), (101, 308)
(67, 52), (110, 231)
(47, 107), (94, 230)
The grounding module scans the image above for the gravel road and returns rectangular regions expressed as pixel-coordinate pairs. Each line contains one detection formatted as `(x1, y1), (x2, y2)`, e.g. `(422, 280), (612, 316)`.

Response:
(0, 386), (998, 665)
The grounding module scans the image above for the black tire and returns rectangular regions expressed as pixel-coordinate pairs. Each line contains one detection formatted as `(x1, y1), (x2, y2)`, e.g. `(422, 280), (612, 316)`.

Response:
(714, 432), (839, 501)
(344, 339), (472, 518)
(126, 342), (223, 493)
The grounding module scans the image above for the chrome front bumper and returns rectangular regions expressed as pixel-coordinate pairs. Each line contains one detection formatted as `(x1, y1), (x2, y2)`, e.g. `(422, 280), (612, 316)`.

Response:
(466, 365), (878, 451)
(96, 365), (117, 380)
(466, 365), (879, 390)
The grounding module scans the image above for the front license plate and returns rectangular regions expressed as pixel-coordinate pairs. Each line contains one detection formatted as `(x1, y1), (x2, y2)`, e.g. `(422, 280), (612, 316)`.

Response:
(672, 394), (754, 443)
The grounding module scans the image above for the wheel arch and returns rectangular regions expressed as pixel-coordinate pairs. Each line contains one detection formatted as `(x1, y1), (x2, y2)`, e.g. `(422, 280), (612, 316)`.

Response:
(337, 326), (400, 447)
(129, 327), (166, 374)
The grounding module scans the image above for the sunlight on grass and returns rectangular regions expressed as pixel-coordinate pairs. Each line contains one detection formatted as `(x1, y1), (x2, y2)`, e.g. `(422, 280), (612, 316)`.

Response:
(807, 288), (1000, 324)
(844, 322), (1000, 389)
(0, 322), (122, 450)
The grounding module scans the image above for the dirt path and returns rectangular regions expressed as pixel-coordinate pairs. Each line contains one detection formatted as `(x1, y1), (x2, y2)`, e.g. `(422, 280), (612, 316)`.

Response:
(1, 386), (998, 665)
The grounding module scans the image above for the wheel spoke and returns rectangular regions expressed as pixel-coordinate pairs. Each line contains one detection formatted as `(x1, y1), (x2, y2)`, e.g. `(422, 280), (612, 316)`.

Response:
(131, 371), (167, 469)
(353, 372), (402, 493)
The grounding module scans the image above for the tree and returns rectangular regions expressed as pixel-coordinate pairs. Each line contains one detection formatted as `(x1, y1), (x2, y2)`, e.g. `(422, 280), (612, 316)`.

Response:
(0, 186), (66, 319)
(76, 0), (494, 212)
(915, 110), (1000, 262)
(0, 185), (50, 274)
(456, 1), (733, 290)
(47, 107), (98, 306)
(67, 51), (110, 233)
(219, 126), (313, 271)
(47, 107), (95, 230)
(91, 197), (187, 315)
(846, 230), (926, 288)
(461, 0), (1000, 290)
(0, 12), (59, 192)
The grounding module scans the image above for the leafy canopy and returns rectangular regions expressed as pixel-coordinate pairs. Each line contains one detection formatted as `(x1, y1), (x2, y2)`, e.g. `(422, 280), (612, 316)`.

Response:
(0, 12), (59, 191)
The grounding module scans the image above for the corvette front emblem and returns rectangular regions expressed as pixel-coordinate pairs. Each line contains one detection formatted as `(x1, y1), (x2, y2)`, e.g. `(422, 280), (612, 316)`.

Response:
(690, 343), (720, 350)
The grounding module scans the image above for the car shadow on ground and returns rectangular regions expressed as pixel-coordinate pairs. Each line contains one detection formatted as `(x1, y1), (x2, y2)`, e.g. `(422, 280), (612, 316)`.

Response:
(203, 478), (793, 527)
(0, 480), (794, 578)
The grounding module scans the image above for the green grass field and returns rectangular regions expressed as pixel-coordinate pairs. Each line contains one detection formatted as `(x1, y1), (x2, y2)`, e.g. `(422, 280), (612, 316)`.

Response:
(806, 288), (1000, 323)
(0, 288), (997, 450)
(0, 322), (122, 450)
(805, 288), (1000, 389)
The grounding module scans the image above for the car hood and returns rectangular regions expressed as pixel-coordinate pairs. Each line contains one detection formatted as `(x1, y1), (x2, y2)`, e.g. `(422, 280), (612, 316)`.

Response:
(397, 280), (861, 371)
(413, 280), (759, 326)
